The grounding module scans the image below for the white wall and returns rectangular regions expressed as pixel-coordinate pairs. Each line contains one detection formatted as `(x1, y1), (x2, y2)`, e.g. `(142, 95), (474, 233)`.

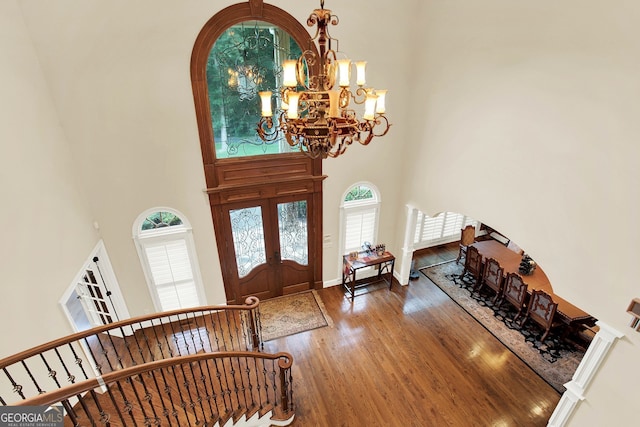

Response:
(403, 0), (640, 423)
(0, 0), (98, 357)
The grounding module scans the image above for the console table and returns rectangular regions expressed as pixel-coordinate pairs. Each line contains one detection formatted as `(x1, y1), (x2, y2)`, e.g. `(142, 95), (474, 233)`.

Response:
(342, 251), (395, 300)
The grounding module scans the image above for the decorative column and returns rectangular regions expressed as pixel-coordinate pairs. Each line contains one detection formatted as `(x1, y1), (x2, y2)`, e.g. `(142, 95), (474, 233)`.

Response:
(398, 205), (418, 285)
(547, 321), (624, 427)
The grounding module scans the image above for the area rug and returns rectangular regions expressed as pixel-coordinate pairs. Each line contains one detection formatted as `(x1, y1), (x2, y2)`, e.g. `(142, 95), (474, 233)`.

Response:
(259, 290), (333, 342)
(421, 261), (586, 393)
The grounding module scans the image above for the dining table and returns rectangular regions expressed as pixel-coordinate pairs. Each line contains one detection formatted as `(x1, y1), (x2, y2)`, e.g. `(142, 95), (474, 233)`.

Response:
(470, 240), (594, 326)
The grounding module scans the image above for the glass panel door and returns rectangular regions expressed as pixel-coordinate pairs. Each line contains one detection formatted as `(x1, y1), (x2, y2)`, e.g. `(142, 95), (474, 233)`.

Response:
(221, 195), (313, 302)
(277, 200), (308, 265)
(230, 206), (267, 277)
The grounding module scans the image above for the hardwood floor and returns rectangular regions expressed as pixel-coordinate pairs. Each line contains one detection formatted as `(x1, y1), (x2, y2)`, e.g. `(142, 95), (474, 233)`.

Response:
(262, 243), (560, 426)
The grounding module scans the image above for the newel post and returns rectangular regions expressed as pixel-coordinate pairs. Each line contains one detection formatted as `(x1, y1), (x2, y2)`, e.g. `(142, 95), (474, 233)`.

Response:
(244, 296), (262, 350)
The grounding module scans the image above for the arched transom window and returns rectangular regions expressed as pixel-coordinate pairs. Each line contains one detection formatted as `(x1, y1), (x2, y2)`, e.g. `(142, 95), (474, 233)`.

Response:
(207, 21), (303, 158)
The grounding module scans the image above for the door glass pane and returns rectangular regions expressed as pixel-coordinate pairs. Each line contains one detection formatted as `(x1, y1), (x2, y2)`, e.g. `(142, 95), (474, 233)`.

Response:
(230, 206), (266, 277)
(277, 201), (308, 265)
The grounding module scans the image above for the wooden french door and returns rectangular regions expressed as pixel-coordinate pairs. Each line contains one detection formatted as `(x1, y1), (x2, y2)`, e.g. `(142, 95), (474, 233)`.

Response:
(220, 194), (313, 302)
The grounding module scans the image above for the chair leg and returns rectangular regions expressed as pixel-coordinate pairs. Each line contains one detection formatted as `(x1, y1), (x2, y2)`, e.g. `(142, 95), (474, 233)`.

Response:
(540, 328), (551, 343)
(491, 291), (502, 305)
(513, 308), (523, 323)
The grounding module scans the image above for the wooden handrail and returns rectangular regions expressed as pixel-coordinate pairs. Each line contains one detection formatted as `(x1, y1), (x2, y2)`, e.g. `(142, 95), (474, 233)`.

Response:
(1, 296), (264, 406)
(15, 351), (292, 407)
(0, 297), (259, 369)
(13, 351), (295, 426)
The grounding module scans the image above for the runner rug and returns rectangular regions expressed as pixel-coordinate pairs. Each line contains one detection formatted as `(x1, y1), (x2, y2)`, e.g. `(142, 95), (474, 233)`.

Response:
(259, 290), (333, 342)
(421, 261), (586, 393)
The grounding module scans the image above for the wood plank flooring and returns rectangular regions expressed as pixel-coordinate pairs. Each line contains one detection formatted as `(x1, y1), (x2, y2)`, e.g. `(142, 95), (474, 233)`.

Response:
(262, 243), (560, 426)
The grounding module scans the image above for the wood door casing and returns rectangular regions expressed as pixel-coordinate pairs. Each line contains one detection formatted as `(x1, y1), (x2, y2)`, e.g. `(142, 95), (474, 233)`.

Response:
(207, 158), (324, 304)
(191, 1), (325, 304)
(220, 194), (314, 303)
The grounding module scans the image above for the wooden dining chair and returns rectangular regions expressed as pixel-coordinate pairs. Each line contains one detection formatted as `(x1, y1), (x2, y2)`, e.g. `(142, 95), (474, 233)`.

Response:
(497, 273), (528, 322)
(456, 225), (476, 264)
(460, 245), (482, 288)
(521, 290), (559, 343)
(475, 257), (504, 304)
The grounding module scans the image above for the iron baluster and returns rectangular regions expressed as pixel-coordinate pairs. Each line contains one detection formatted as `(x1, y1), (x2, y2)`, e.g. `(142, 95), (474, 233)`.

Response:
(103, 384), (128, 426)
(104, 330), (124, 371)
(3, 367), (25, 400)
(21, 360), (45, 395)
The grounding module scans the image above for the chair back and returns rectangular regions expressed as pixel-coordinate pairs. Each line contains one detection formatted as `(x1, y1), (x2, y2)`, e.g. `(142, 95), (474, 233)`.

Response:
(460, 225), (475, 246)
(465, 245), (483, 278)
(527, 290), (558, 327)
(482, 258), (504, 292)
(503, 273), (527, 307)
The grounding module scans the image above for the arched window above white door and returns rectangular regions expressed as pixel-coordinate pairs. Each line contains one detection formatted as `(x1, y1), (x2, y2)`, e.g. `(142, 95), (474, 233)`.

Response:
(133, 208), (206, 312)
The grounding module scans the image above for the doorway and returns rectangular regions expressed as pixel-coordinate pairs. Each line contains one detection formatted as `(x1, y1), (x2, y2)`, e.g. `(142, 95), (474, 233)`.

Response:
(219, 193), (316, 302)
(60, 241), (129, 334)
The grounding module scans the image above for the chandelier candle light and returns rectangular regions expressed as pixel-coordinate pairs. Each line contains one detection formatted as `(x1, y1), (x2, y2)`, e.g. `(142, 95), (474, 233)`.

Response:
(257, 0), (391, 159)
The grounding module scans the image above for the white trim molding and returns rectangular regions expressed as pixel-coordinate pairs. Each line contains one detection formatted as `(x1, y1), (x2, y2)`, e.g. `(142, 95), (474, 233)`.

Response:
(547, 321), (624, 427)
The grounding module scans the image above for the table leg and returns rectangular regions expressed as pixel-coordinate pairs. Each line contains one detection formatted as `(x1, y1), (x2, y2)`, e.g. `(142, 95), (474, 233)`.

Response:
(389, 259), (395, 289)
(351, 269), (356, 301)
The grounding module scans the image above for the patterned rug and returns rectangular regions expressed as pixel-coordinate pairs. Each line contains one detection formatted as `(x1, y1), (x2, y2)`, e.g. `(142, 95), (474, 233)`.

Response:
(421, 261), (586, 393)
(259, 290), (333, 342)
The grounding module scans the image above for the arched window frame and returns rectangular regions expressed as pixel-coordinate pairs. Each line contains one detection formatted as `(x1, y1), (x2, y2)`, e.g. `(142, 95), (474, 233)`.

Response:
(339, 182), (382, 256)
(132, 207), (207, 312)
(191, 1), (320, 171)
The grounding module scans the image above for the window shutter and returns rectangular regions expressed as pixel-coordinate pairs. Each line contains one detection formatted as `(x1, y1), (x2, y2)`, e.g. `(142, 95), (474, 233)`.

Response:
(144, 239), (199, 311)
(415, 212), (480, 248)
(344, 207), (376, 252)
(421, 214), (444, 241)
(442, 212), (464, 238)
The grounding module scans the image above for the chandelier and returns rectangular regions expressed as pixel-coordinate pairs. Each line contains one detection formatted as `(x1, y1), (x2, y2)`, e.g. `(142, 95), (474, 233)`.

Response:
(256, 0), (391, 159)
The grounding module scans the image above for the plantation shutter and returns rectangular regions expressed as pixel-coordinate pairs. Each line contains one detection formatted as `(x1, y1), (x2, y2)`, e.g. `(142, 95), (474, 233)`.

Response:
(344, 207), (377, 253)
(144, 239), (199, 311)
(442, 212), (464, 238)
(421, 214), (444, 241)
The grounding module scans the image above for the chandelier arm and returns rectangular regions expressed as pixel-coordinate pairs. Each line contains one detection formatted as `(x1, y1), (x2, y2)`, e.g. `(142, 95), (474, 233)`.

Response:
(351, 86), (368, 105)
(255, 1), (390, 159)
(370, 115), (392, 138)
(256, 117), (280, 143)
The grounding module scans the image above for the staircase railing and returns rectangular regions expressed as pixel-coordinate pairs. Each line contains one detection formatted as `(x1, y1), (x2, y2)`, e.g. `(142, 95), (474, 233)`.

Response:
(0, 297), (262, 405)
(14, 352), (294, 427)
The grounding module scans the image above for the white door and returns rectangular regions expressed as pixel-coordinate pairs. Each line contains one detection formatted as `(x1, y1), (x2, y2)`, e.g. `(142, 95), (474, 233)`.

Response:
(61, 241), (129, 335)
(76, 257), (118, 327)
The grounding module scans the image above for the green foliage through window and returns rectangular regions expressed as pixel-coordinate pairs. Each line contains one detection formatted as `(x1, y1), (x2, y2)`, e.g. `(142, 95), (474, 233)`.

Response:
(207, 21), (303, 158)
(141, 212), (183, 230)
(344, 186), (374, 203)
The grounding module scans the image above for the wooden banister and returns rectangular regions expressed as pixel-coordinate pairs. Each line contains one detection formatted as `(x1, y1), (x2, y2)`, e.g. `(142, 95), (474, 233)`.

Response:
(0, 297), (263, 405)
(15, 352), (294, 426)
(0, 297), (259, 368)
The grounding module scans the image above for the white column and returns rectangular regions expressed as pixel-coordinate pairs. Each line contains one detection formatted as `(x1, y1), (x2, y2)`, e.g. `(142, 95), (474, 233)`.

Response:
(547, 321), (624, 427)
(397, 205), (418, 285)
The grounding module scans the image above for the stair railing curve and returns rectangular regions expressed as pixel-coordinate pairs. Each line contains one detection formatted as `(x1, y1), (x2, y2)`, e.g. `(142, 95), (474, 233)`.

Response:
(0, 297), (262, 405)
(14, 351), (294, 427)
